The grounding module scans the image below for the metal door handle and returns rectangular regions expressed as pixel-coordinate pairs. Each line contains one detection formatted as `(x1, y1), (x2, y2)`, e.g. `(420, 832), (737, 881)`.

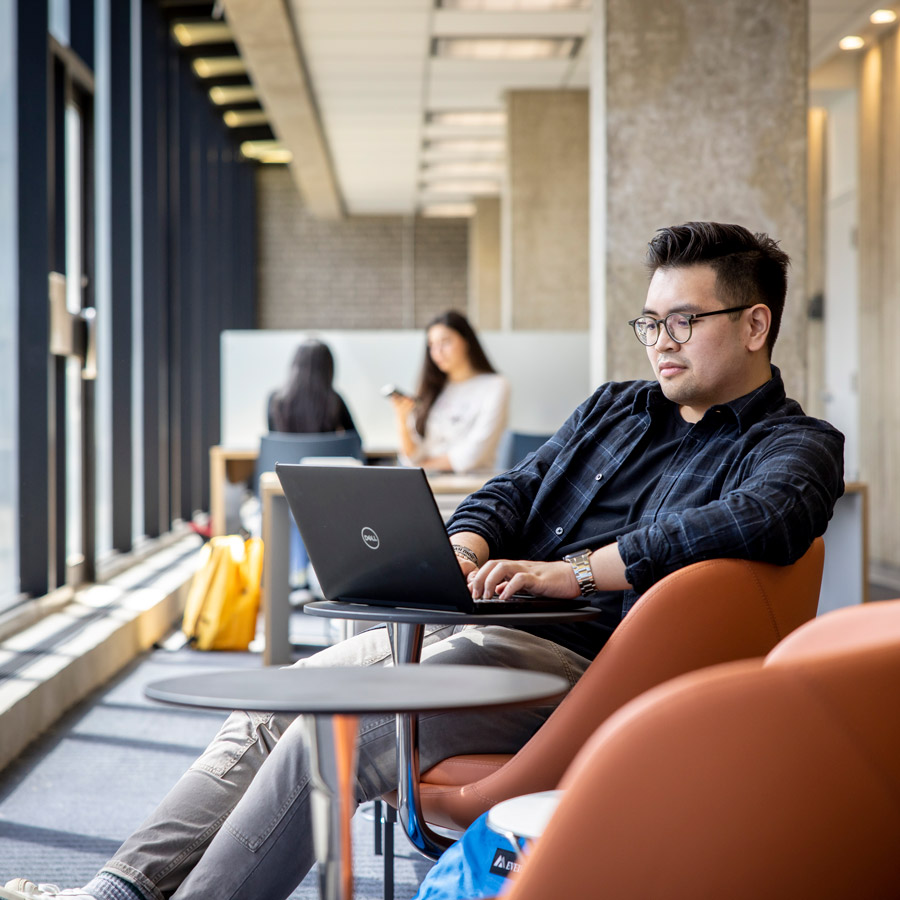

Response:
(79, 307), (97, 380)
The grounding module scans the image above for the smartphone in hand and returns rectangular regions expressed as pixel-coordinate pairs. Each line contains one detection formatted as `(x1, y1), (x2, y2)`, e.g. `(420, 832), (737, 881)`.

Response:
(381, 383), (409, 400)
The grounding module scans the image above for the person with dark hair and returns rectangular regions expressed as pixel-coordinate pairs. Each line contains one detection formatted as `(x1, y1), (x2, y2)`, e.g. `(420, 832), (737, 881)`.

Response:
(390, 310), (509, 472)
(642, 220), (789, 353)
(3, 223), (844, 900)
(267, 339), (356, 435)
(263, 339), (357, 584)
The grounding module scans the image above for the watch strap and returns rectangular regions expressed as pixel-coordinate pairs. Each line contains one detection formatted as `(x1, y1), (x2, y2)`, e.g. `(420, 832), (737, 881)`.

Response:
(564, 549), (596, 597)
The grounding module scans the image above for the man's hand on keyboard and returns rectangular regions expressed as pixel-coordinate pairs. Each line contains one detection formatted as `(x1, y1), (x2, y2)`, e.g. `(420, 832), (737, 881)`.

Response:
(468, 559), (579, 602)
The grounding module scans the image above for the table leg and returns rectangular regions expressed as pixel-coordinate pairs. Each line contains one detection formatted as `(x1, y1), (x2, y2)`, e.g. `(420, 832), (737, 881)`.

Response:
(262, 487), (293, 666)
(303, 713), (360, 900)
(386, 623), (454, 860)
(210, 447), (227, 537)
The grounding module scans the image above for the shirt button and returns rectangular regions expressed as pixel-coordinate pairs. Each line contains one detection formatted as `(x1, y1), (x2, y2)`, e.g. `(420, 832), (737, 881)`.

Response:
(555, 527), (564, 535)
(595, 473), (603, 481)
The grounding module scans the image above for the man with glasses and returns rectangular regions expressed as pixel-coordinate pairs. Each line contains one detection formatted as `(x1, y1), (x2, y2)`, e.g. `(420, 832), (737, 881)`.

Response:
(2, 222), (844, 900)
(452, 220), (844, 660)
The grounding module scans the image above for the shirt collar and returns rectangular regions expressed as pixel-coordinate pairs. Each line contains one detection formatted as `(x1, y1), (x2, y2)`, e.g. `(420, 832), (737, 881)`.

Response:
(631, 365), (785, 434)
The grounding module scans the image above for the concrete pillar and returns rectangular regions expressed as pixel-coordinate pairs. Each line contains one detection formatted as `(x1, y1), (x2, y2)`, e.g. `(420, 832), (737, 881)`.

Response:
(859, 33), (900, 570)
(468, 197), (502, 330)
(805, 107), (826, 422)
(591, 0), (809, 404)
(504, 90), (589, 331)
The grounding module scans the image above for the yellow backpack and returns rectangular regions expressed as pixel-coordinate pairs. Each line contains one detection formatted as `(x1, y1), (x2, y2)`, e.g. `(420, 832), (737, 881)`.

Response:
(182, 536), (264, 651)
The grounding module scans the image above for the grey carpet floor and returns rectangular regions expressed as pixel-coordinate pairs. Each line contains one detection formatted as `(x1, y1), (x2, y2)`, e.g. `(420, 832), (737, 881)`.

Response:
(0, 623), (435, 899)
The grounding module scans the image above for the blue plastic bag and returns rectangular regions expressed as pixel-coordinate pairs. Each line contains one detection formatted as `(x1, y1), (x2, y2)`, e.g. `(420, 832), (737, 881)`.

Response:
(413, 811), (520, 900)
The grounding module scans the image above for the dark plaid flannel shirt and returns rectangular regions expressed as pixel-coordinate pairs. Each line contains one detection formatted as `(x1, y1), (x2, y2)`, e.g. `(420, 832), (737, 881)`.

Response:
(447, 366), (845, 616)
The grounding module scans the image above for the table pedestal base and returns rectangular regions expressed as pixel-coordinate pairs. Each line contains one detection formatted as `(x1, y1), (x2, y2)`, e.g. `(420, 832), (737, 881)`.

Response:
(304, 714), (360, 900)
(387, 622), (455, 861)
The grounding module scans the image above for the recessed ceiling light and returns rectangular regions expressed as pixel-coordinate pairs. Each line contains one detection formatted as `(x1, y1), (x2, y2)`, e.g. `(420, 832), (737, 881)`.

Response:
(437, 0), (589, 9)
(192, 57), (246, 79)
(838, 35), (866, 50)
(870, 8), (897, 24)
(223, 109), (269, 128)
(421, 161), (505, 180)
(423, 138), (505, 157)
(420, 203), (476, 218)
(427, 111), (506, 129)
(171, 20), (232, 47)
(240, 140), (292, 164)
(209, 85), (258, 105)
(433, 37), (580, 60)
(421, 179), (500, 195)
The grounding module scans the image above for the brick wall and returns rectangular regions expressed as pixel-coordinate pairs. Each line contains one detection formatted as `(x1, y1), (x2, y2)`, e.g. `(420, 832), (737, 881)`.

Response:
(256, 167), (469, 329)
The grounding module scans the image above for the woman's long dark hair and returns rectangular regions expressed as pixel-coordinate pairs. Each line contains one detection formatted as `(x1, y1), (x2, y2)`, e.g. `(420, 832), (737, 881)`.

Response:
(414, 310), (495, 436)
(270, 339), (344, 433)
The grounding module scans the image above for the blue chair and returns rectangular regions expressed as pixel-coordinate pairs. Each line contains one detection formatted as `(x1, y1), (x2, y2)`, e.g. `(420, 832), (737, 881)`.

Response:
(254, 430), (364, 492)
(496, 430), (553, 471)
(254, 431), (364, 583)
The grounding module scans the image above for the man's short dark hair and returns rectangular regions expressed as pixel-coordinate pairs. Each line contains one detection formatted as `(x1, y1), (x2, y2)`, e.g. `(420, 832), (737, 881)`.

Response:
(645, 221), (790, 354)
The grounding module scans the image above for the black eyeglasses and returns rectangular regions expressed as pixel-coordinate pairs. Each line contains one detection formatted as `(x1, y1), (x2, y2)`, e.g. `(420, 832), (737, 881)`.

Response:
(628, 305), (752, 346)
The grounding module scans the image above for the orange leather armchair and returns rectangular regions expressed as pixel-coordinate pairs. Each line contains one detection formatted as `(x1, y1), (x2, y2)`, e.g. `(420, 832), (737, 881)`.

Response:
(393, 537), (825, 844)
(504, 596), (900, 900)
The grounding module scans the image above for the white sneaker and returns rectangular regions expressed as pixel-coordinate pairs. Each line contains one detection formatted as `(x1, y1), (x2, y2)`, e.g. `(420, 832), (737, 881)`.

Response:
(0, 881), (95, 900)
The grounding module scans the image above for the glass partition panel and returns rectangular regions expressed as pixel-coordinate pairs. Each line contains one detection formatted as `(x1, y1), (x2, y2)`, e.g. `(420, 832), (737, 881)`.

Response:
(0, 1), (18, 611)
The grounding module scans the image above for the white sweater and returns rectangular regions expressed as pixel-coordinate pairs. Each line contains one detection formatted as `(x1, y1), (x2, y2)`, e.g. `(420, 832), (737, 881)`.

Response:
(405, 373), (510, 473)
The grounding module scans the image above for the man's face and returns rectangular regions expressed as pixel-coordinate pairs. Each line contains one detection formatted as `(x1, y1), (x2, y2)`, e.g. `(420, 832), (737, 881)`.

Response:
(642, 264), (762, 422)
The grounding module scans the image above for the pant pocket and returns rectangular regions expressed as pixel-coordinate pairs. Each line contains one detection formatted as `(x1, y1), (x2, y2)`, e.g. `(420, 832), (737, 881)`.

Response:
(190, 711), (282, 779)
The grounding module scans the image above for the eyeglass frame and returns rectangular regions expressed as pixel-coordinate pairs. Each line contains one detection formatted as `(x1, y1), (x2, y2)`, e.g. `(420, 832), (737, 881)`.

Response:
(627, 304), (753, 346)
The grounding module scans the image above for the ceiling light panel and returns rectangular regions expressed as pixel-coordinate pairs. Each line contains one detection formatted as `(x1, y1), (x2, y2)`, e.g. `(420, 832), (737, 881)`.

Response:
(424, 109), (506, 140)
(223, 109), (269, 128)
(433, 36), (580, 59)
(420, 202), (476, 218)
(427, 110), (506, 128)
(240, 140), (292, 164)
(209, 85), (258, 105)
(420, 178), (500, 194)
(438, 0), (589, 8)
(422, 137), (505, 159)
(421, 160), (505, 179)
(192, 56), (247, 79)
(171, 20), (232, 47)
(432, 9), (591, 38)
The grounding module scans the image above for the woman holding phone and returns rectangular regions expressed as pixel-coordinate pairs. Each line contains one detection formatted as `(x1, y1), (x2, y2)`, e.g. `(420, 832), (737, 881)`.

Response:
(390, 310), (509, 473)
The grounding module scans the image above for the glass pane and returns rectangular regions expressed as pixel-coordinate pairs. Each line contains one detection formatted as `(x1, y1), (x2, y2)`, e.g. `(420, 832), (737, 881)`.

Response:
(48, 0), (70, 46)
(66, 357), (83, 565)
(0, 2), (17, 611)
(65, 101), (83, 568)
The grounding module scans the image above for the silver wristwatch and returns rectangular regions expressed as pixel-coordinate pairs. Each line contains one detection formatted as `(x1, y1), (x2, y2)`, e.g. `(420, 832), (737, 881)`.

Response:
(563, 549), (596, 597)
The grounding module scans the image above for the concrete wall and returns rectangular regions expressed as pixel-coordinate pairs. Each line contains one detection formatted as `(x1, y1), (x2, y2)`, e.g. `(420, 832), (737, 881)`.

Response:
(505, 90), (590, 331)
(256, 167), (469, 330)
(596, 0), (809, 406)
(468, 197), (501, 330)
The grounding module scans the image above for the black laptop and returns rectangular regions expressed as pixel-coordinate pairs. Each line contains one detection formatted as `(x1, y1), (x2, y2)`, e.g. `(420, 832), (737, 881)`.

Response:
(274, 463), (587, 614)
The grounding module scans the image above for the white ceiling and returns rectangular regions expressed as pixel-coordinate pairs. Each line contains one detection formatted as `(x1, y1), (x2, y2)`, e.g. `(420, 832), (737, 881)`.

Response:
(234, 0), (894, 217)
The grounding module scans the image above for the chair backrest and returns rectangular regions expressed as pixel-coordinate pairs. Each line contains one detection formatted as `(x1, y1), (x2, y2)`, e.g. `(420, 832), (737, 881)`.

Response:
(254, 430), (363, 494)
(495, 430), (553, 471)
(507, 597), (900, 900)
(418, 537), (825, 830)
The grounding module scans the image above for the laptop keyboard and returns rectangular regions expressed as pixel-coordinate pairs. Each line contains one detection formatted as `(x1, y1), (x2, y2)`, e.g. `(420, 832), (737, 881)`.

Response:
(471, 594), (585, 613)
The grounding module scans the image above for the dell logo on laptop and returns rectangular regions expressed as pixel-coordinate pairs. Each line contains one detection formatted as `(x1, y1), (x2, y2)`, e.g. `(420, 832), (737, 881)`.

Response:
(361, 527), (380, 550)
